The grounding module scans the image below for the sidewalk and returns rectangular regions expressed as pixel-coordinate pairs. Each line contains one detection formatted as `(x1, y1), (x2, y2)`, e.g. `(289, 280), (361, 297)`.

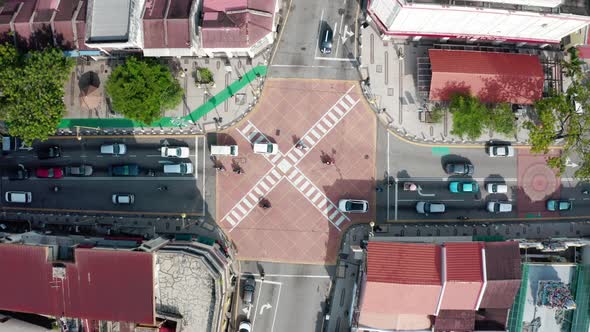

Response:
(59, 53), (270, 136)
(358, 23), (561, 146)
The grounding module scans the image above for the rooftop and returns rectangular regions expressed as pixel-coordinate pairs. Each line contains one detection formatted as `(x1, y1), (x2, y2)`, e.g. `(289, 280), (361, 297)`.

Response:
(143, 0), (193, 49)
(88, 0), (132, 42)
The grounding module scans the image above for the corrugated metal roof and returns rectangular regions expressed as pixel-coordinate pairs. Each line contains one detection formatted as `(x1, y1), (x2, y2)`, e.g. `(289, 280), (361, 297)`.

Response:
(0, 244), (155, 324)
(429, 49), (544, 105)
(367, 242), (442, 285)
(445, 242), (483, 282)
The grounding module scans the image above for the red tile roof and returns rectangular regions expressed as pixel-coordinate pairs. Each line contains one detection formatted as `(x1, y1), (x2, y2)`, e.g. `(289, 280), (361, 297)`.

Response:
(445, 242), (483, 282)
(434, 310), (475, 332)
(201, 0), (275, 49)
(143, 0), (192, 49)
(0, 244), (155, 324)
(429, 49), (544, 105)
(367, 242), (442, 284)
(479, 242), (521, 309)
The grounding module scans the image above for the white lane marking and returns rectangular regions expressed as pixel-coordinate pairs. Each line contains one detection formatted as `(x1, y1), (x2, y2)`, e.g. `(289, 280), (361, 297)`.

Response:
(315, 9), (325, 58)
(271, 283), (282, 332)
(398, 199), (465, 202)
(251, 279), (265, 328)
(387, 131), (391, 221)
(396, 177), (520, 182)
(249, 274), (331, 278)
(335, 215), (346, 226)
(313, 56), (357, 62)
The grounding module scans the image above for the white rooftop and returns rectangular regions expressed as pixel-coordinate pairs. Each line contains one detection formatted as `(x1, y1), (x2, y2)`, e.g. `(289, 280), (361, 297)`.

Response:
(89, 0), (132, 42)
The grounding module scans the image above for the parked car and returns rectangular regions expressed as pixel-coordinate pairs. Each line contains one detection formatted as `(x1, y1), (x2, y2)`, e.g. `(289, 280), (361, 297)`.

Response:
(449, 181), (479, 193)
(112, 193), (135, 205)
(486, 183), (508, 193)
(238, 320), (252, 332)
(210, 145), (239, 156)
(7, 164), (30, 180)
(65, 165), (93, 176)
(547, 200), (572, 211)
(161, 146), (190, 158)
(163, 163), (193, 174)
(488, 145), (514, 157)
(5, 191), (32, 203)
(487, 201), (513, 213)
(320, 26), (333, 54)
(37, 146), (61, 160)
(338, 199), (369, 213)
(242, 275), (256, 304)
(444, 162), (474, 176)
(253, 143), (279, 155)
(36, 167), (64, 179)
(100, 143), (127, 155)
(109, 164), (139, 176)
(416, 201), (446, 214)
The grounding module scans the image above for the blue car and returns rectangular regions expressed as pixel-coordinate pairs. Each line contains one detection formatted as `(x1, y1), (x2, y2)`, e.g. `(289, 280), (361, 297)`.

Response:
(546, 200), (572, 211)
(449, 181), (479, 193)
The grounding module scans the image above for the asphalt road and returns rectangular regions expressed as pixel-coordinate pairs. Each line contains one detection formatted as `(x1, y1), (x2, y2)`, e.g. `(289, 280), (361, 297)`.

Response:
(269, 0), (360, 80)
(0, 136), (216, 216)
(237, 262), (333, 332)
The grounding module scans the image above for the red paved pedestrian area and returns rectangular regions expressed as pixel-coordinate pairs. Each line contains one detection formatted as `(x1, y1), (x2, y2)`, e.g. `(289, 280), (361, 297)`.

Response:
(517, 148), (561, 218)
(216, 79), (376, 263)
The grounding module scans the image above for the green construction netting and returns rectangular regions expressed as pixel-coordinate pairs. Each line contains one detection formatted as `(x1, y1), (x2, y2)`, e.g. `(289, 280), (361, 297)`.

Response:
(507, 263), (529, 332)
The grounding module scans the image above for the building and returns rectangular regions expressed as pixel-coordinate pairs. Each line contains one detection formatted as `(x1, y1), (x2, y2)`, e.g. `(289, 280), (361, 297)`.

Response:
(0, 232), (236, 332)
(367, 0), (590, 45)
(199, 0), (280, 58)
(355, 239), (522, 331)
(84, 0), (145, 51)
(427, 49), (545, 104)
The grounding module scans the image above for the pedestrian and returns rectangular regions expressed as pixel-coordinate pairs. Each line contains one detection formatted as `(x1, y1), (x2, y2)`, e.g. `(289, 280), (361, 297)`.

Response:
(233, 168), (242, 174)
(375, 187), (383, 192)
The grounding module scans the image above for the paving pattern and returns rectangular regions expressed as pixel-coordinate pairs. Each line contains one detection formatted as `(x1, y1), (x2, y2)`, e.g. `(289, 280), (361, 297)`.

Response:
(216, 79), (376, 263)
(517, 148), (561, 218)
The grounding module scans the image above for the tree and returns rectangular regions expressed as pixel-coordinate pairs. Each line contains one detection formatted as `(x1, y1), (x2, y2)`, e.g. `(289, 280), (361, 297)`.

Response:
(0, 45), (74, 144)
(525, 47), (590, 179)
(449, 94), (489, 140)
(489, 103), (516, 136)
(106, 57), (183, 124)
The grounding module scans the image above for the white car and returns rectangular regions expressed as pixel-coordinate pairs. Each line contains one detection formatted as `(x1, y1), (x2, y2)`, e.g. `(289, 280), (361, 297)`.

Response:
(164, 163), (193, 174)
(488, 145), (514, 157)
(486, 183), (508, 193)
(100, 143), (127, 155)
(338, 199), (369, 213)
(487, 201), (512, 213)
(416, 201), (446, 214)
(253, 143), (279, 155)
(112, 193), (135, 205)
(238, 320), (252, 332)
(161, 146), (190, 158)
(5, 191), (32, 203)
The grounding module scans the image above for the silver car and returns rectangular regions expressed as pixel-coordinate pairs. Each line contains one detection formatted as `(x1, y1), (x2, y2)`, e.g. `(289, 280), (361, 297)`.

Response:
(112, 193), (135, 205)
(100, 143), (127, 155)
(338, 199), (369, 213)
(163, 163), (193, 174)
(65, 165), (93, 176)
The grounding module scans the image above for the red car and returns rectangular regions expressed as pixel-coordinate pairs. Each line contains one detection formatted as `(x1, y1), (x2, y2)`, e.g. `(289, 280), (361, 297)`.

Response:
(36, 167), (64, 179)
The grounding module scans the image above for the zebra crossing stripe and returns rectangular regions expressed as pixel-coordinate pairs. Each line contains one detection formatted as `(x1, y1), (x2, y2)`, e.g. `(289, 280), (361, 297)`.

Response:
(254, 187), (264, 196)
(236, 203), (247, 214)
(231, 210), (241, 220)
(288, 170), (299, 180)
(304, 136), (315, 145)
(287, 153), (298, 163)
(335, 215), (346, 226)
(320, 199), (328, 208)
(248, 132), (259, 141)
(242, 122), (253, 134)
(293, 175), (305, 185)
(260, 181), (270, 191)
(324, 205), (333, 215)
(306, 187), (315, 197)
(344, 94), (355, 105)
(226, 214), (236, 226)
(299, 181), (310, 191)
(312, 192), (322, 203)
(322, 118), (333, 128)
(332, 106), (344, 116)
(248, 192), (258, 202)
(310, 129), (321, 140)
(317, 123), (327, 133)
(271, 153), (282, 163)
(339, 100), (351, 111)
(266, 175), (276, 185)
(293, 147), (305, 158)
(329, 209), (340, 220)
(242, 197), (254, 209)
(328, 111), (339, 123)
(254, 135), (265, 143)
(271, 169), (281, 179)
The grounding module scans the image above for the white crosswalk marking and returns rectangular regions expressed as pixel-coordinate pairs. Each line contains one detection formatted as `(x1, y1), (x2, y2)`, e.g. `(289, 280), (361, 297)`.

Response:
(293, 147), (305, 158)
(310, 129), (321, 140)
(231, 210), (241, 220)
(322, 118), (333, 128)
(242, 122), (253, 134)
(242, 198), (253, 209)
(260, 181), (270, 191)
(248, 192), (258, 202)
(304, 136), (315, 145)
(312, 192), (322, 203)
(300, 181), (310, 191)
(335, 215), (346, 226)
(254, 187), (264, 196)
(271, 169), (281, 179)
(288, 170), (298, 180)
(344, 94), (355, 105)
(317, 123), (327, 133)
(266, 176), (276, 185)
(329, 209), (340, 220)
(272, 154), (282, 163)
(293, 175), (305, 186)
(306, 187), (315, 197)
(237, 203), (247, 214)
(328, 112), (339, 123)
(226, 214), (236, 226)
(287, 153), (298, 163)
(333, 106), (344, 116)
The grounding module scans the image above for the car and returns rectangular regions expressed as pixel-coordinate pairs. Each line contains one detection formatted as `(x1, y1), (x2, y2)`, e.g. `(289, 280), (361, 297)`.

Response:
(444, 162), (474, 176)
(7, 164), (30, 180)
(449, 181), (479, 193)
(320, 26), (333, 54)
(487, 201), (513, 213)
(242, 276), (256, 304)
(112, 193), (135, 205)
(238, 321), (252, 332)
(338, 199), (369, 213)
(547, 200), (572, 211)
(164, 163), (193, 174)
(486, 183), (508, 193)
(65, 165), (93, 176)
(5, 191), (32, 203)
(416, 201), (446, 214)
(253, 143), (279, 155)
(37, 146), (61, 160)
(35, 167), (64, 179)
(109, 164), (139, 176)
(100, 143), (127, 155)
(488, 145), (514, 157)
(161, 146), (190, 158)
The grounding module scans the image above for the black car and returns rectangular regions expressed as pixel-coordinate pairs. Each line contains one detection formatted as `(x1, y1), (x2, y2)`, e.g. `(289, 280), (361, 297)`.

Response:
(445, 162), (474, 176)
(37, 146), (61, 160)
(242, 275), (256, 304)
(109, 164), (139, 176)
(7, 164), (30, 180)
(320, 26), (333, 54)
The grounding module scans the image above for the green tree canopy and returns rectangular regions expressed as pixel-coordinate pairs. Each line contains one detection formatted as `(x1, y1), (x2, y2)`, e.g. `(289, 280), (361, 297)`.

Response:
(449, 94), (516, 140)
(106, 57), (183, 125)
(525, 47), (590, 179)
(0, 44), (74, 144)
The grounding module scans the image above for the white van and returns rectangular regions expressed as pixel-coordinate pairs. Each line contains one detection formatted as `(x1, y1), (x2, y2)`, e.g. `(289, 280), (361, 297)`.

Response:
(164, 163), (193, 174)
(210, 145), (239, 156)
(5, 191), (32, 203)
(253, 143), (278, 155)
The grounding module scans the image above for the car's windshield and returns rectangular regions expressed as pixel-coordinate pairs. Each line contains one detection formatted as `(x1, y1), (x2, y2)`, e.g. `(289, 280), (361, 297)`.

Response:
(349, 202), (363, 210)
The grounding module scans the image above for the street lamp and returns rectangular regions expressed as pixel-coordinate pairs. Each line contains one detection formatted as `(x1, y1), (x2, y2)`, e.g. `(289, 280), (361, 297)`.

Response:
(181, 213), (187, 229)
(75, 125), (100, 140)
